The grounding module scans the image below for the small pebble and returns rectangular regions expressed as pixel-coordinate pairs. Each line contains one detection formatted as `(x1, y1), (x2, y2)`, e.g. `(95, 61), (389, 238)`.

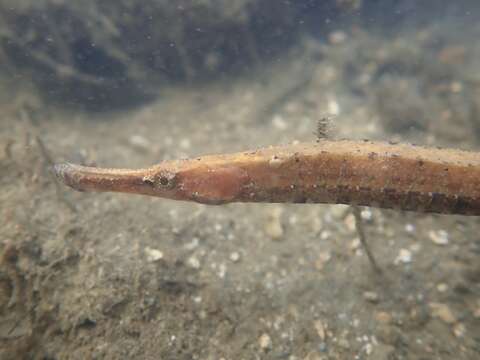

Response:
(338, 338), (350, 350)
(473, 307), (480, 318)
(265, 207), (284, 240)
(144, 247), (164, 262)
(314, 320), (326, 341)
(350, 238), (361, 251)
(394, 249), (412, 265)
(272, 114), (288, 130)
(361, 208), (373, 221)
(375, 311), (392, 324)
(310, 216), (323, 233)
(179, 138), (191, 150)
(304, 351), (322, 360)
(230, 252), (240, 262)
(187, 256), (201, 269)
(405, 223), (415, 233)
(410, 243), (422, 253)
(363, 291), (379, 303)
(289, 215), (298, 225)
(436, 283), (448, 292)
(265, 219), (284, 239)
(429, 302), (456, 324)
(453, 323), (466, 338)
(329, 205), (349, 219)
(259, 333), (272, 350)
(314, 251), (331, 271)
(429, 230), (449, 246)
(344, 213), (356, 232)
(450, 81), (463, 93)
(184, 237), (200, 250)
(364, 343), (373, 355)
(329, 30), (347, 45)
(320, 230), (331, 240)
(327, 98), (340, 115)
(128, 134), (151, 150)
(217, 263), (227, 279)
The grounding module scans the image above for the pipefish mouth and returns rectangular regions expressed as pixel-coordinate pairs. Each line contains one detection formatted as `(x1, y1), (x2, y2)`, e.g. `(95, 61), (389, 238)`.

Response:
(54, 140), (480, 215)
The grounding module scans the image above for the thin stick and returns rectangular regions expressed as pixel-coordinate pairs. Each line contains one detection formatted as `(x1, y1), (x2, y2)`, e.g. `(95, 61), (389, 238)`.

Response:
(352, 206), (382, 273)
(36, 136), (77, 212)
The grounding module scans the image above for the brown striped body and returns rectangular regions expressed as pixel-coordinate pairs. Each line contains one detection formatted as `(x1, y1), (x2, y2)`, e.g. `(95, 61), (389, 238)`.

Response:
(54, 140), (480, 215)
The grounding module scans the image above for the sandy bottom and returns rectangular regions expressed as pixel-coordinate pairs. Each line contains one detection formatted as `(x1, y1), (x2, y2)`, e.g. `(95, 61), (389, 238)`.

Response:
(1, 22), (480, 359)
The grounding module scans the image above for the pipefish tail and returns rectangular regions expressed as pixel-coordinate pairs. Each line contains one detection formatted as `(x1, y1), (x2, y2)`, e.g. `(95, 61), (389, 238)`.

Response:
(54, 140), (480, 215)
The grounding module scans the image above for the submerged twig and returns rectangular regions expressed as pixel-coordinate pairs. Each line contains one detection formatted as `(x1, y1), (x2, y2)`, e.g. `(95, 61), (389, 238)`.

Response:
(351, 206), (381, 273)
(36, 136), (77, 212)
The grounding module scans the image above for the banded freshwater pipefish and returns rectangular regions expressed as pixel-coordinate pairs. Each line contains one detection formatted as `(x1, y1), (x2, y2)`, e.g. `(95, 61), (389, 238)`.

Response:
(54, 139), (480, 215)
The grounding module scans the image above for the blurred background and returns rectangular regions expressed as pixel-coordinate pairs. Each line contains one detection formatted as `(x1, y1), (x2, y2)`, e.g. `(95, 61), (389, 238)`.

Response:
(1, 1), (480, 359)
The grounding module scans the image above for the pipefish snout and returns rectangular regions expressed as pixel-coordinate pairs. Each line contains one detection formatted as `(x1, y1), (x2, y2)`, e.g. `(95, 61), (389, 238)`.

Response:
(54, 140), (480, 215)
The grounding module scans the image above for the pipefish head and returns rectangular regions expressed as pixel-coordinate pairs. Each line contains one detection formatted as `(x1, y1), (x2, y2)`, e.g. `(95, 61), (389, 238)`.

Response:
(52, 161), (183, 198)
(54, 157), (250, 205)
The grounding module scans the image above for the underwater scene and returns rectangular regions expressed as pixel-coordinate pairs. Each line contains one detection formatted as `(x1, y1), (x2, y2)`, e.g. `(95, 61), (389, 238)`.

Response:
(1, 1), (480, 358)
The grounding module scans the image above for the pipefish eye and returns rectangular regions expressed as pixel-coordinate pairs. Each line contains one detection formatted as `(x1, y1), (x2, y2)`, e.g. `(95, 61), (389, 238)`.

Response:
(156, 171), (177, 189)
(159, 176), (169, 186)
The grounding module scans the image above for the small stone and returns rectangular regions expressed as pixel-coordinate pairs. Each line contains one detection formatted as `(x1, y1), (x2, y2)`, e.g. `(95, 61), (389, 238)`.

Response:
(394, 249), (412, 265)
(179, 138), (191, 150)
(344, 213), (356, 232)
(259, 333), (272, 350)
(450, 81), (463, 93)
(320, 230), (330, 240)
(364, 343), (373, 355)
(361, 208), (373, 221)
(265, 207), (284, 240)
(473, 307), (480, 318)
(327, 98), (340, 115)
(314, 320), (326, 341)
(436, 283), (448, 292)
(187, 256), (201, 269)
(410, 243), (422, 253)
(338, 338), (350, 350)
(405, 223), (415, 233)
(370, 343), (395, 360)
(184, 237), (199, 250)
(265, 219), (283, 239)
(428, 230), (449, 245)
(375, 311), (392, 324)
(314, 251), (331, 271)
(453, 323), (466, 338)
(304, 351), (322, 360)
(329, 205), (349, 219)
(230, 252), (240, 262)
(217, 263), (227, 279)
(310, 216), (323, 233)
(363, 291), (379, 303)
(329, 30), (347, 45)
(128, 134), (151, 150)
(429, 303), (456, 324)
(272, 114), (288, 130)
(144, 247), (164, 262)
(350, 238), (361, 250)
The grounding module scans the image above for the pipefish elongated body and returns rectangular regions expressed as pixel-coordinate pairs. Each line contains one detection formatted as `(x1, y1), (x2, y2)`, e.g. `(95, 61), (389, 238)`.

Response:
(54, 140), (480, 216)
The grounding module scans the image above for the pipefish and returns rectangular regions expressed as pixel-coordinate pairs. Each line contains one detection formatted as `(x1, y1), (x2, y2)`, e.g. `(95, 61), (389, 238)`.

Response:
(54, 139), (480, 216)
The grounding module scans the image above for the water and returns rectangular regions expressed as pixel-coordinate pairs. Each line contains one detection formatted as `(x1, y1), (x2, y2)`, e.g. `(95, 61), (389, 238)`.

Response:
(1, 1), (479, 358)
